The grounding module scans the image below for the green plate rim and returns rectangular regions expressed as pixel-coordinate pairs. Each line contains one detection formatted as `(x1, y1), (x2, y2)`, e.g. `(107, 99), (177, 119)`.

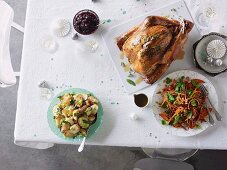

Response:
(47, 88), (103, 142)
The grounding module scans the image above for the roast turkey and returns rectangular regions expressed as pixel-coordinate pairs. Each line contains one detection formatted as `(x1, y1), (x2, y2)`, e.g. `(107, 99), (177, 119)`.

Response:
(116, 16), (194, 84)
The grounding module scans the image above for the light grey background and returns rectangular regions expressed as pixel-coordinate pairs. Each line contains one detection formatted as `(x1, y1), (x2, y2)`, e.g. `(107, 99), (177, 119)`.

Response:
(1, 0), (227, 170)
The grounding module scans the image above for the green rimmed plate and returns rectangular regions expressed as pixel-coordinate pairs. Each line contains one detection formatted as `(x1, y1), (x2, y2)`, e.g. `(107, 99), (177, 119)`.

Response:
(47, 88), (103, 142)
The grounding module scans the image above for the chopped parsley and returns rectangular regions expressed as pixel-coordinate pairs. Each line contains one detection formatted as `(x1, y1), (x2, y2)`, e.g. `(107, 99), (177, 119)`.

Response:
(126, 79), (136, 86)
(191, 79), (200, 88)
(173, 115), (180, 125)
(196, 124), (201, 129)
(165, 77), (172, 84)
(161, 120), (169, 125)
(175, 76), (185, 92)
(191, 100), (197, 107)
(187, 110), (193, 119)
(187, 89), (193, 96)
(167, 93), (175, 103)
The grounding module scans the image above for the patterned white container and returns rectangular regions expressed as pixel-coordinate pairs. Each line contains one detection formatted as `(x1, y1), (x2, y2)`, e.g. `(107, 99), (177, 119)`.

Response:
(207, 39), (226, 59)
(50, 19), (71, 37)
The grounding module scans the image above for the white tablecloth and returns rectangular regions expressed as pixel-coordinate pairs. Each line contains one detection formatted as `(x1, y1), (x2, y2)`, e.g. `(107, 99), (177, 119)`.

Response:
(14, 0), (227, 149)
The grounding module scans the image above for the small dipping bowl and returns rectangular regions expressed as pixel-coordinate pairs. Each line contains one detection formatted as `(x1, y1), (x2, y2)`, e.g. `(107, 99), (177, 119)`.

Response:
(73, 9), (100, 35)
(134, 93), (149, 108)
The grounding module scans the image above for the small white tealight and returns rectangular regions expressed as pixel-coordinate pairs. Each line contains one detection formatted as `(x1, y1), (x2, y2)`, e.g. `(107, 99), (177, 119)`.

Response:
(40, 88), (52, 100)
(74, 39), (99, 53)
(50, 19), (71, 37)
(130, 113), (138, 120)
(41, 36), (57, 53)
(85, 39), (99, 53)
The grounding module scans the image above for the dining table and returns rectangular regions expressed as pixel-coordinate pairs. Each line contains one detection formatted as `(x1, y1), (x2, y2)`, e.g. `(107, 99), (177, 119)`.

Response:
(14, 0), (227, 149)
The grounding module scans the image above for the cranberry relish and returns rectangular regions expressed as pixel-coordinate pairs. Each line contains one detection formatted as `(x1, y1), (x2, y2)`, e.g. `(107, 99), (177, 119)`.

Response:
(73, 9), (100, 35)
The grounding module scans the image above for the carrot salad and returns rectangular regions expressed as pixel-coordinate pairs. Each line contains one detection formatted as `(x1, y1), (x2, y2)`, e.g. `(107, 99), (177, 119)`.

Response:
(158, 76), (210, 130)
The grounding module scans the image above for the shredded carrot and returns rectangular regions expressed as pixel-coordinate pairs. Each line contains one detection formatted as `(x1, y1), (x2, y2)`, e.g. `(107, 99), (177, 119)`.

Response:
(158, 77), (210, 130)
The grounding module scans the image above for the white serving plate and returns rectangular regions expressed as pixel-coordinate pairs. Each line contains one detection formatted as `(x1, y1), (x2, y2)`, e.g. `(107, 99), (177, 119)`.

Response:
(151, 70), (218, 137)
(102, 0), (201, 93)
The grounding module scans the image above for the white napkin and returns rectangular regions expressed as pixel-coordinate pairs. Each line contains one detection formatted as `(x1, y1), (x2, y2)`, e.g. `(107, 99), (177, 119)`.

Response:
(0, 1), (16, 87)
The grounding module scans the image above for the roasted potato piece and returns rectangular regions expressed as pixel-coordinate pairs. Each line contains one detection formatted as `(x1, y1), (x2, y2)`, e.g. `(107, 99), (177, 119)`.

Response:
(64, 131), (75, 138)
(62, 106), (74, 117)
(88, 96), (98, 104)
(61, 122), (70, 133)
(73, 94), (88, 101)
(64, 117), (74, 125)
(85, 100), (91, 106)
(60, 93), (72, 107)
(80, 129), (87, 137)
(78, 117), (90, 129)
(54, 115), (65, 128)
(84, 107), (92, 116)
(91, 104), (99, 115)
(88, 115), (96, 122)
(73, 109), (80, 115)
(70, 124), (80, 134)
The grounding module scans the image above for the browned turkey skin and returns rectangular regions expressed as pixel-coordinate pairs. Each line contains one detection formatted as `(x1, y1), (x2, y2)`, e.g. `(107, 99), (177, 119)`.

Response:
(116, 16), (194, 84)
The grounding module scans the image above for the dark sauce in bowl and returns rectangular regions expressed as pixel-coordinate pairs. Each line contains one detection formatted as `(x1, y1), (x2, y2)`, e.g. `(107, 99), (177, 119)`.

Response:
(73, 9), (100, 35)
(134, 94), (149, 108)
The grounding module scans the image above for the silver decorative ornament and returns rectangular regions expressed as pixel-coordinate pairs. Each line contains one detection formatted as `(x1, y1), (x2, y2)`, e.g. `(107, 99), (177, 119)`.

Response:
(38, 80), (47, 88)
(207, 40), (226, 59)
(72, 33), (79, 40)
(206, 56), (213, 63)
(214, 59), (223, 66)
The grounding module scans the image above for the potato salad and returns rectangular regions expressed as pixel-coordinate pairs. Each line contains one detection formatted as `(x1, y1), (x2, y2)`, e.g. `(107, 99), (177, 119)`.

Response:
(52, 93), (99, 138)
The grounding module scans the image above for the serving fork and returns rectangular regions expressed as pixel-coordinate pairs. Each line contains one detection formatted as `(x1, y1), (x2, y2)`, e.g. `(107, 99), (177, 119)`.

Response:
(200, 84), (222, 121)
